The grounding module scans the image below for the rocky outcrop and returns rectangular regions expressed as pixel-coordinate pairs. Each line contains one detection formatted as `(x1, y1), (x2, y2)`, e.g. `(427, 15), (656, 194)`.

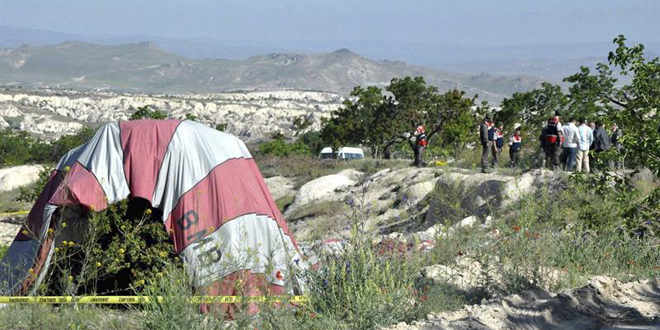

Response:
(264, 176), (295, 201)
(0, 89), (343, 141)
(386, 276), (660, 330)
(0, 165), (44, 192)
(281, 166), (564, 241)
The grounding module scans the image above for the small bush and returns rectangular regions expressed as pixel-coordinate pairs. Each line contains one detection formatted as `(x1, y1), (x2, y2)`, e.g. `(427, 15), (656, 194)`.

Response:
(42, 199), (181, 296)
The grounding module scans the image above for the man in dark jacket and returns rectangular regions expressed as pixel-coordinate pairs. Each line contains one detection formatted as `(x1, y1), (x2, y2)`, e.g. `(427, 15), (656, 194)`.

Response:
(541, 116), (563, 170)
(593, 121), (611, 169)
(480, 116), (492, 173)
(611, 123), (623, 168)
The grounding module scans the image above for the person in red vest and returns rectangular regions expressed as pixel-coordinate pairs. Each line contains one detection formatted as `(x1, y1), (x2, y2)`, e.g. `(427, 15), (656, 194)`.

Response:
(509, 125), (522, 167)
(414, 125), (428, 167)
(541, 115), (564, 170)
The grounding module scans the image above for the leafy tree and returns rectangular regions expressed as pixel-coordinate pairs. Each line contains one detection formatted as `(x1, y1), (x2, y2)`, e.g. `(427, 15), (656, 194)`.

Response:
(130, 106), (167, 120)
(320, 77), (476, 161)
(49, 126), (96, 162)
(385, 77), (475, 163)
(499, 82), (568, 138)
(184, 113), (198, 121)
(564, 35), (660, 174)
(292, 114), (314, 135)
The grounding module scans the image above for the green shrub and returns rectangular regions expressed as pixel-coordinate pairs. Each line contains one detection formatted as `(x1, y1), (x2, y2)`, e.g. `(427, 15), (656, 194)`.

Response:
(17, 166), (53, 203)
(304, 239), (424, 329)
(42, 199), (181, 296)
(257, 138), (311, 157)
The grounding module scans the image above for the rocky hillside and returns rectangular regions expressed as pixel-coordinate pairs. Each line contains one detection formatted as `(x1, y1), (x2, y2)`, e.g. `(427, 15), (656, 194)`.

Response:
(0, 42), (542, 102)
(0, 88), (342, 141)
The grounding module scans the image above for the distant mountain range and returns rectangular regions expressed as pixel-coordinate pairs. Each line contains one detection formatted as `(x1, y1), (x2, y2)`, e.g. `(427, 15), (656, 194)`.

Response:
(0, 41), (544, 102)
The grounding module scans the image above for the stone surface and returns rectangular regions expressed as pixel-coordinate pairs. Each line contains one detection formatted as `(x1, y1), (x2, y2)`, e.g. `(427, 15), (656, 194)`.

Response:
(0, 165), (44, 192)
(264, 176), (295, 201)
(0, 89), (343, 141)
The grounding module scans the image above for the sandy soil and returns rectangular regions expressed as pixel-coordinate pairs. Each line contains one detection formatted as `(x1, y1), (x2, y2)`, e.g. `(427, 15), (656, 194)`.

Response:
(387, 276), (660, 330)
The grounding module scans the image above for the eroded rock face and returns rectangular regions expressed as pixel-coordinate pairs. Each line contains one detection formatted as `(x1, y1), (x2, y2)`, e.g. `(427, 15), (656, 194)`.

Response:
(264, 176), (295, 201)
(0, 165), (44, 192)
(385, 276), (660, 330)
(0, 89), (343, 141)
(284, 169), (362, 218)
(285, 166), (564, 241)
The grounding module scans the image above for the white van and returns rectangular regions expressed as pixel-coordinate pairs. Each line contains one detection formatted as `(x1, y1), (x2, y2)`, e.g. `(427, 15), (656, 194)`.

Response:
(319, 147), (365, 160)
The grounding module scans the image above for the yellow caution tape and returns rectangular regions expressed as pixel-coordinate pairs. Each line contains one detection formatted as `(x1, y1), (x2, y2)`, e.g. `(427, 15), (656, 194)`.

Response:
(0, 295), (309, 304)
(0, 210), (29, 217)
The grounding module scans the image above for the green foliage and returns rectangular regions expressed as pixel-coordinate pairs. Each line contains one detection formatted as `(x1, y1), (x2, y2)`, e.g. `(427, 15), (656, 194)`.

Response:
(129, 106), (167, 120)
(0, 126), (94, 167)
(499, 82), (568, 140)
(184, 113), (198, 121)
(0, 245), (8, 260)
(141, 264), (224, 329)
(320, 78), (476, 159)
(17, 166), (53, 203)
(292, 114), (314, 134)
(43, 199), (181, 296)
(564, 35), (660, 174)
(48, 127), (96, 163)
(0, 129), (49, 166)
(214, 122), (228, 131)
(257, 137), (311, 157)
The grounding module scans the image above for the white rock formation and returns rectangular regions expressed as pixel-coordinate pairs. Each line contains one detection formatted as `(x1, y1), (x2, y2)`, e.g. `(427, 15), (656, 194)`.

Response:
(0, 165), (44, 192)
(0, 89), (343, 141)
(264, 176), (296, 201)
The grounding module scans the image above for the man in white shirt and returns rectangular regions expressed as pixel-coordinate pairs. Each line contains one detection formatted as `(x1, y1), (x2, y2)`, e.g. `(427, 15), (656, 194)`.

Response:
(561, 117), (580, 171)
(576, 118), (594, 173)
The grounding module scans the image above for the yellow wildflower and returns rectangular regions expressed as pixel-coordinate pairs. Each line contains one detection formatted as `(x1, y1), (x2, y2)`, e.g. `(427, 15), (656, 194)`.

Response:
(159, 251), (167, 257)
(28, 268), (34, 274)
(54, 247), (60, 253)
(145, 209), (152, 215)
(47, 228), (54, 234)
(21, 229), (29, 235)
(68, 241), (75, 247)
(96, 262), (102, 267)
(61, 222), (67, 228)
(61, 240), (68, 246)
(157, 272), (163, 277)
(64, 166), (71, 172)
(118, 248), (125, 254)
(68, 275), (73, 281)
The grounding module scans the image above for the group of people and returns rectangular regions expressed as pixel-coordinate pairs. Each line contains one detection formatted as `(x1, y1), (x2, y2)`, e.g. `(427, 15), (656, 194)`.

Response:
(479, 113), (622, 173)
(479, 116), (522, 173)
(539, 113), (622, 172)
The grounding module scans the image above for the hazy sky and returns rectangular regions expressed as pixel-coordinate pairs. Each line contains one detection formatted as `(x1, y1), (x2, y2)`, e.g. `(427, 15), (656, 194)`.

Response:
(1, 0), (658, 46)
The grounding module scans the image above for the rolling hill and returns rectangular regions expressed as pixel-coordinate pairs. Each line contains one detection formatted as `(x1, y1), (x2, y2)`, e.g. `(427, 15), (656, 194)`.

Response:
(0, 41), (542, 102)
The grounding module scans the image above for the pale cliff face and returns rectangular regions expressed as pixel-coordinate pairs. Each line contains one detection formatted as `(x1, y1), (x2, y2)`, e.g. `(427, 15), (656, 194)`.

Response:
(0, 89), (343, 141)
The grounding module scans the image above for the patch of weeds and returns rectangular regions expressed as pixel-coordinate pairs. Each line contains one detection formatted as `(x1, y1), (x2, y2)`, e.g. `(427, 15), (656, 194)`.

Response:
(286, 200), (346, 223)
(0, 304), (141, 330)
(140, 264), (226, 330)
(0, 245), (8, 259)
(275, 194), (295, 213)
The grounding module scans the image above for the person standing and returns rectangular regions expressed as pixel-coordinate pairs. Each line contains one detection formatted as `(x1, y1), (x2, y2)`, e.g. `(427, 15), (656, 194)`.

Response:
(561, 118), (580, 171)
(576, 118), (594, 173)
(509, 125), (522, 168)
(593, 121), (611, 169)
(480, 116), (492, 173)
(493, 123), (504, 167)
(414, 125), (428, 167)
(541, 116), (563, 170)
(611, 123), (623, 169)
